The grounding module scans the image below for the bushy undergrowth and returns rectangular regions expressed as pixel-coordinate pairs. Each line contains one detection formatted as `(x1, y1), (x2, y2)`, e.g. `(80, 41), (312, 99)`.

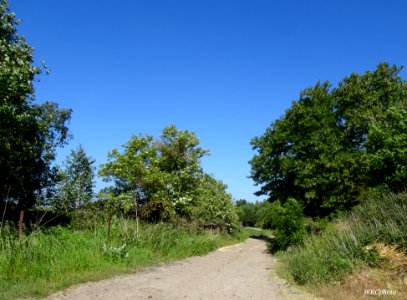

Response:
(277, 192), (407, 285)
(0, 218), (251, 300)
(263, 198), (305, 252)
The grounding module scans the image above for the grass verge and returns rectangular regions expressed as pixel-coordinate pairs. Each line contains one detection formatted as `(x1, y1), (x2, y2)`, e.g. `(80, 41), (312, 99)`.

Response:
(0, 219), (258, 300)
(275, 192), (407, 299)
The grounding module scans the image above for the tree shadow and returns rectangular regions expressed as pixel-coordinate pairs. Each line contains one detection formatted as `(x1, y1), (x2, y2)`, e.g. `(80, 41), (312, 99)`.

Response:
(249, 234), (274, 243)
(249, 235), (276, 254)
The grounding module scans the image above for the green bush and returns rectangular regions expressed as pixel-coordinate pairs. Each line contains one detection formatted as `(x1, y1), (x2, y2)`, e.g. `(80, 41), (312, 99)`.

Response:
(265, 198), (305, 252)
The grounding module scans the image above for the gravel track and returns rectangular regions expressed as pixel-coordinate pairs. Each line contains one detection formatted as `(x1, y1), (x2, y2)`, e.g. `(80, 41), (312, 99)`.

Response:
(42, 238), (309, 300)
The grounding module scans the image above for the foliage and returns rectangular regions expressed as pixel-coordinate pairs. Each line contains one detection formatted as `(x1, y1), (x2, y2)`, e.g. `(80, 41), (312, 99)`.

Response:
(277, 192), (407, 285)
(68, 202), (106, 230)
(235, 198), (306, 250)
(99, 125), (238, 229)
(192, 174), (239, 231)
(99, 125), (208, 221)
(250, 63), (407, 217)
(265, 198), (305, 252)
(366, 106), (407, 192)
(50, 145), (95, 212)
(0, 0), (71, 210)
(235, 199), (257, 227)
(234, 199), (275, 228)
(157, 124), (209, 200)
(252, 201), (273, 228)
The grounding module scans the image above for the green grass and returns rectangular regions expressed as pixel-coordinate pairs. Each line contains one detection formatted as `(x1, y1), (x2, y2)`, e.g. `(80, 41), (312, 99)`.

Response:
(236, 226), (273, 239)
(276, 192), (407, 286)
(0, 218), (256, 300)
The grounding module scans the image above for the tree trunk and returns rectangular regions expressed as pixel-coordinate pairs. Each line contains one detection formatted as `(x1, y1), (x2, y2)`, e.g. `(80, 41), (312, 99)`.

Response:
(18, 209), (24, 242)
(107, 214), (112, 243)
(135, 204), (139, 240)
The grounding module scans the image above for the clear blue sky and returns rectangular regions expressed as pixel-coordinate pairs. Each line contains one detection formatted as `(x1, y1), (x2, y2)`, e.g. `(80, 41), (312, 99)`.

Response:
(9, 0), (407, 202)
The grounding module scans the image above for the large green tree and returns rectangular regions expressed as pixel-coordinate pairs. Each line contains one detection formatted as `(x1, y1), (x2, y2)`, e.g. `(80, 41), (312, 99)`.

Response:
(99, 125), (238, 229)
(250, 63), (407, 217)
(99, 125), (208, 221)
(0, 0), (71, 212)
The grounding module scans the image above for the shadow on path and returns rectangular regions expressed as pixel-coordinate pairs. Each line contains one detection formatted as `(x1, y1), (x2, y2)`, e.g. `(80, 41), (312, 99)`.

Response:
(250, 235), (276, 254)
(249, 234), (274, 243)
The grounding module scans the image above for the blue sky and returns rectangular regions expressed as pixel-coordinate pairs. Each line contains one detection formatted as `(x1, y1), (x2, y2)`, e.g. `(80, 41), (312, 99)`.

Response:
(9, 0), (407, 202)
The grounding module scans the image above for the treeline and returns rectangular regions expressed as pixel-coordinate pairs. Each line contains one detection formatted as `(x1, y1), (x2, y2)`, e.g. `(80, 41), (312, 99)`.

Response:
(248, 63), (407, 252)
(235, 199), (281, 229)
(0, 0), (238, 236)
(250, 62), (406, 218)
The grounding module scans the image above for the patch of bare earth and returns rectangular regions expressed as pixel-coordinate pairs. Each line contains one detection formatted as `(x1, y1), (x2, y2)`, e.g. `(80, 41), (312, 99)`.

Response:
(38, 238), (318, 300)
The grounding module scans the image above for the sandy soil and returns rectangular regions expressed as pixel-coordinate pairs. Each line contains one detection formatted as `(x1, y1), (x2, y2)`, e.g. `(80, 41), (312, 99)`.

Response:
(42, 238), (314, 300)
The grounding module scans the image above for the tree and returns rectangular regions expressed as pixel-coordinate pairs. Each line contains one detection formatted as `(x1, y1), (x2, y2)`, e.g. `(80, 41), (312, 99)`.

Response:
(0, 0), (71, 236)
(96, 188), (135, 242)
(99, 125), (239, 229)
(99, 125), (209, 221)
(250, 82), (349, 216)
(52, 145), (95, 212)
(192, 174), (238, 231)
(156, 125), (209, 201)
(250, 63), (407, 217)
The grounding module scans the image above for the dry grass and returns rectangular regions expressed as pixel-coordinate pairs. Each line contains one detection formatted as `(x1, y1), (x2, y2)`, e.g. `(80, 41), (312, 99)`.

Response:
(370, 243), (407, 268)
(313, 267), (407, 300)
(312, 245), (407, 300)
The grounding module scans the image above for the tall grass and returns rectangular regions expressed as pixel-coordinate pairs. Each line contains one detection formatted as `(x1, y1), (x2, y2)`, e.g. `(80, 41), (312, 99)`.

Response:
(0, 218), (255, 300)
(277, 192), (407, 285)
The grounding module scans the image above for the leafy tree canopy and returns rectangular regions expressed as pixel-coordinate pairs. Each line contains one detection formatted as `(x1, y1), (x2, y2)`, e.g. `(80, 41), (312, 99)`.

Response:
(0, 0), (72, 209)
(99, 125), (238, 229)
(99, 125), (208, 206)
(250, 63), (407, 217)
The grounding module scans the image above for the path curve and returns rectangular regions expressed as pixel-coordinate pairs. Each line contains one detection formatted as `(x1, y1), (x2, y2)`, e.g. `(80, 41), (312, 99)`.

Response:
(44, 238), (290, 300)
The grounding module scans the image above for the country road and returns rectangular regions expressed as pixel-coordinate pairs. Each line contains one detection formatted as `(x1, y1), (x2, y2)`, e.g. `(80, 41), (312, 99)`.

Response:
(42, 238), (312, 300)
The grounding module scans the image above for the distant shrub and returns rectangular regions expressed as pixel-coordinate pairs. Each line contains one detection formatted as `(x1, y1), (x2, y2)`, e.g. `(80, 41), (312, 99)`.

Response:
(236, 204), (257, 227)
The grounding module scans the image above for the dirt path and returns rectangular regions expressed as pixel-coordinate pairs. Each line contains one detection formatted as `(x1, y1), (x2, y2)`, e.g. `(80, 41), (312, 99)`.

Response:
(43, 238), (309, 300)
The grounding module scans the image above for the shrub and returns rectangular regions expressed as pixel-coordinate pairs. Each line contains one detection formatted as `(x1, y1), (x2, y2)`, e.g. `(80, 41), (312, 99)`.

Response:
(236, 204), (257, 227)
(266, 198), (305, 252)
